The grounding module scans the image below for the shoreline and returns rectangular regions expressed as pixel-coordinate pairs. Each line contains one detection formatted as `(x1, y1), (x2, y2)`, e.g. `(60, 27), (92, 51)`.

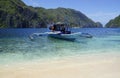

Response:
(0, 52), (120, 78)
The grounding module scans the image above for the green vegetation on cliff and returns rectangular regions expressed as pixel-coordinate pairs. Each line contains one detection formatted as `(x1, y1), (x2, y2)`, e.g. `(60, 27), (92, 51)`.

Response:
(105, 15), (120, 28)
(0, 0), (103, 28)
(0, 0), (43, 28)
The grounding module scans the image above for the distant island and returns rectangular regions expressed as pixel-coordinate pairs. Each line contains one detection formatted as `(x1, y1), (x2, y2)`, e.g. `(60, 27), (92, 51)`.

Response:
(105, 15), (120, 28)
(0, 0), (108, 28)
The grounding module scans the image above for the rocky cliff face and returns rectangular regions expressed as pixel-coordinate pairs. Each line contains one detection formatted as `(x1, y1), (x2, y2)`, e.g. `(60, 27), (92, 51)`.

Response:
(105, 15), (120, 28)
(95, 22), (103, 28)
(0, 0), (46, 28)
(0, 0), (102, 28)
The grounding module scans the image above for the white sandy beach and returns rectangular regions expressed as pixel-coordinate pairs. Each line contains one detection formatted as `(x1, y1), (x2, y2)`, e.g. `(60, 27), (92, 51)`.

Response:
(0, 53), (120, 78)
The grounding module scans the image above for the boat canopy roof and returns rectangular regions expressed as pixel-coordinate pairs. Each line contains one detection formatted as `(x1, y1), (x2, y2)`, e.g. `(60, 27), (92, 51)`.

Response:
(54, 22), (66, 26)
(55, 22), (64, 25)
(49, 22), (70, 32)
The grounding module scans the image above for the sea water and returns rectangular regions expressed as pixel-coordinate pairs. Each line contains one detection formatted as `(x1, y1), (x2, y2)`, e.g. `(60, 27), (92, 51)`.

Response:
(0, 28), (120, 65)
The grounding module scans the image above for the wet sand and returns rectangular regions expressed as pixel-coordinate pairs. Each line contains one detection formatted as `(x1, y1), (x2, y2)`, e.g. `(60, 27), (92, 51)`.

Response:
(0, 53), (120, 78)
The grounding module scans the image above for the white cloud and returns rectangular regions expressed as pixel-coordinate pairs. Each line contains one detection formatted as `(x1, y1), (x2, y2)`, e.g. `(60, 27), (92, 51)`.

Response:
(23, 0), (40, 7)
(32, 2), (40, 7)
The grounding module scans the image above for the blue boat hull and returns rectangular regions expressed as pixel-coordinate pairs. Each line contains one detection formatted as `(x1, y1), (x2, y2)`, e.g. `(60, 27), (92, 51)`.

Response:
(48, 34), (76, 41)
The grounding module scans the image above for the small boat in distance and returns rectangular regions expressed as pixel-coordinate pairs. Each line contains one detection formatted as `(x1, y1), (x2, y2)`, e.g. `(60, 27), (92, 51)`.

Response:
(29, 22), (93, 41)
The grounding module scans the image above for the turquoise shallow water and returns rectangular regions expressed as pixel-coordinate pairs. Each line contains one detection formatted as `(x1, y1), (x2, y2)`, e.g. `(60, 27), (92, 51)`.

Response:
(0, 28), (120, 65)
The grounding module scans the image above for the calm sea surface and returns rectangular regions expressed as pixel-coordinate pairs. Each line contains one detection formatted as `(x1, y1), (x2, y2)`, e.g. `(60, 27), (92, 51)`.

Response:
(0, 28), (120, 65)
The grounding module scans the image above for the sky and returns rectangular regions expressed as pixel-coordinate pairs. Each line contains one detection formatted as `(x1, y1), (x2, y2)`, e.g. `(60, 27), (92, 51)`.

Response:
(22, 0), (120, 26)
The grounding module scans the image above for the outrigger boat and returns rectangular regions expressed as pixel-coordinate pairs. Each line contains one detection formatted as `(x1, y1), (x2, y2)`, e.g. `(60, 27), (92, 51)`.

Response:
(48, 31), (82, 41)
(29, 22), (92, 41)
